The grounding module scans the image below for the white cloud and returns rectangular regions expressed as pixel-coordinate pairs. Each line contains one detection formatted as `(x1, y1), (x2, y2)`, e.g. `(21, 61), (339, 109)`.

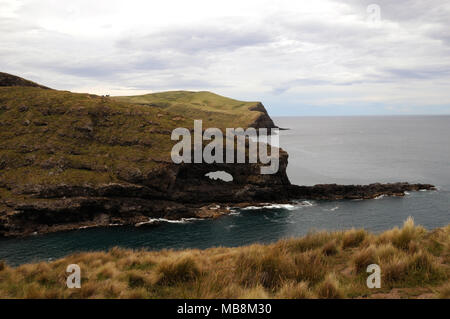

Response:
(1, 0), (449, 115)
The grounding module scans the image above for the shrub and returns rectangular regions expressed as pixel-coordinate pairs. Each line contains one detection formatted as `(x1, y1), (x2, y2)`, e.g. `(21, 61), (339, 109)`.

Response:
(121, 287), (149, 299)
(79, 281), (98, 298)
(393, 219), (416, 250)
(342, 229), (366, 249)
(352, 246), (377, 273)
(405, 251), (444, 284)
(277, 281), (314, 299)
(380, 217), (425, 251)
(109, 246), (130, 259)
(235, 248), (295, 290)
(238, 285), (269, 299)
(375, 243), (398, 262)
(383, 257), (408, 284)
(127, 271), (148, 288)
(293, 251), (327, 284)
(96, 263), (118, 281)
(438, 283), (450, 299)
(157, 257), (200, 286)
(0, 260), (5, 271)
(282, 232), (333, 253)
(408, 251), (435, 274)
(322, 240), (339, 256)
(316, 274), (344, 299)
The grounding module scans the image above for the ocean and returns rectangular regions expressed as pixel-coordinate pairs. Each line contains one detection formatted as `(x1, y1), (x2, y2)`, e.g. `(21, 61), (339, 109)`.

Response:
(1, 115), (449, 266)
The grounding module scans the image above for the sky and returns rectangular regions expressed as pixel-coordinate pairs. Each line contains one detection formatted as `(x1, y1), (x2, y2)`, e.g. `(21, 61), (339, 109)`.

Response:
(1, 0), (450, 116)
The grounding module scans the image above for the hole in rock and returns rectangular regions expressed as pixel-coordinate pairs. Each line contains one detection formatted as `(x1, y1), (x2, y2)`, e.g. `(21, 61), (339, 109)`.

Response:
(204, 171), (233, 182)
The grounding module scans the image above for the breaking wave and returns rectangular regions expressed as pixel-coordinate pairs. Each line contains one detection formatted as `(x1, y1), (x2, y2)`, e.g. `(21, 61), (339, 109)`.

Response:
(135, 217), (202, 226)
(239, 201), (315, 211)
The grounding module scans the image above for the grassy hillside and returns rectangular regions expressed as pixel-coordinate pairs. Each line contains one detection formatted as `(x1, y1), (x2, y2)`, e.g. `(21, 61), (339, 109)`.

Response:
(0, 72), (50, 89)
(0, 86), (188, 190)
(0, 84), (271, 191)
(0, 76), (284, 236)
(0, 218), (448, 299)
(113, 90), (268, 129)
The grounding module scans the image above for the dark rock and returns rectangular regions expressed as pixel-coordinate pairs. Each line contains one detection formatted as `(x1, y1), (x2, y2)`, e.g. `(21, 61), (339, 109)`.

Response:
(0, 72), (51, 89)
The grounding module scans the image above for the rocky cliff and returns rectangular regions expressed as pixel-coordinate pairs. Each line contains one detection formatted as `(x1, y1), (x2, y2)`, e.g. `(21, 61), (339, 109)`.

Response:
(0, 74), (435, 237)
(0, 72), (50, 89)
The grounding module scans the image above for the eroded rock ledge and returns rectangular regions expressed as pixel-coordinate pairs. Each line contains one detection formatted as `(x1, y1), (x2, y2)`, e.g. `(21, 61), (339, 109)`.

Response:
(0, 179), (435, 237)
(0, 74), (437, 238)
(0, 146), (436, 237)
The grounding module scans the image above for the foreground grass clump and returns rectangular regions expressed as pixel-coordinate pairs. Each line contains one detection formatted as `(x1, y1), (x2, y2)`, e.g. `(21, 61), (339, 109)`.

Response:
(0, 218), (449, 299)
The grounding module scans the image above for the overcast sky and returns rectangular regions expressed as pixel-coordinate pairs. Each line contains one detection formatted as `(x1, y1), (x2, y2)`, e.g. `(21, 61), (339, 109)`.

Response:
(1, 0), (450, 115)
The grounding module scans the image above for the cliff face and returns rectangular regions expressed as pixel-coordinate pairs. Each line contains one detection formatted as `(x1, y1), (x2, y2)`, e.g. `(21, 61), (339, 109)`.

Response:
(112, 91), (277, 130)
(0, 72), (50, 89)
(0, 74), (286, 236)
(248, 102), (277, 129)
(0, 74), (435, 237)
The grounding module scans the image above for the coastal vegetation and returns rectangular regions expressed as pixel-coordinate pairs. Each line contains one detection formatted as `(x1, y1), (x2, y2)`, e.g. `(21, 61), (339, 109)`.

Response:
(0, 72), (281, 236)
(1, 72), (431, 237)
(112, 90), (272, 129)
(0, 218), (448, 299)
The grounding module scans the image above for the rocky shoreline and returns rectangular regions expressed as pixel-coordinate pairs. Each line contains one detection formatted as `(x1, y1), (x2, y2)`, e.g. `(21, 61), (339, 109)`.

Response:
(0, 182), (435, 238)
(0, 73), (438, 238)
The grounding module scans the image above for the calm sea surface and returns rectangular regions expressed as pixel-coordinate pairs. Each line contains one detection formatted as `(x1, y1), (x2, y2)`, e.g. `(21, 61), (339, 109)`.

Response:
(1, 116), (449, 266)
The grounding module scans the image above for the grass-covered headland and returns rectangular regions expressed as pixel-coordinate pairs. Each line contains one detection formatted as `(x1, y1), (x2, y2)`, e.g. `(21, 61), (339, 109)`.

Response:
(0, 218), (449, 299)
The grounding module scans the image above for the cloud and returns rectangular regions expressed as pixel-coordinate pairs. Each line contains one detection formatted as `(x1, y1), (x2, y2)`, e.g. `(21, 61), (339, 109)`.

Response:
(0, 0), (449, 115)
(117, 24), (274, 54)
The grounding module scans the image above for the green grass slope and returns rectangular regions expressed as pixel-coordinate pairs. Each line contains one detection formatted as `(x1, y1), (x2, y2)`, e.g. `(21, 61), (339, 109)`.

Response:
(0, 72), (50, 89)
(0, 74), (276, 200)
(113, 90), (272, 129)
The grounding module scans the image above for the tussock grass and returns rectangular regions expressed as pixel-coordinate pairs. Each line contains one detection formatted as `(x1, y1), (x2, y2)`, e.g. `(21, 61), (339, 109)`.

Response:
(316, 274), (344, 299)
(277, 281), (315, 299)
(322, 240), (339, 256)
(377, 217), (426, 251)
(342, 229), (367, 249)
(0, 219), (449, 299)
(156, 256), (201, 286)
(352, 246), (377, 273)
(438, 283), (450, 299)
(235, 246), (295, 290)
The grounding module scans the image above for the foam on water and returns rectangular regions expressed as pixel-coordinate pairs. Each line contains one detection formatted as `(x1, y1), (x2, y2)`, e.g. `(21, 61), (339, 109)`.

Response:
(240, 201), (315, 211)
(135, 217), (202, 226)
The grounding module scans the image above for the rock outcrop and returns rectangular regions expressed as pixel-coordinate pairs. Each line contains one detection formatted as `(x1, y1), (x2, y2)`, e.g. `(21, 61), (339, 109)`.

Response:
(0, 72), (50, 89)
(0, 73), (436, 237)
(248, 102), (277, 129)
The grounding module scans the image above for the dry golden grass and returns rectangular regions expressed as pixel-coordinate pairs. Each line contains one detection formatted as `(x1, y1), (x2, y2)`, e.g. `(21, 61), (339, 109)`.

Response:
(0, 218), (449, 299)
(316, 274), (344, 299)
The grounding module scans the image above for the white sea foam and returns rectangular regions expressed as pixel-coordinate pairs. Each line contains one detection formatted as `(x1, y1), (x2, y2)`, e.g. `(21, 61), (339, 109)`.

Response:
(240, 201), (315, 211)
(79, 225), (96, 230)
(299, 200), (315, 207)
(135, 217), (201, 226)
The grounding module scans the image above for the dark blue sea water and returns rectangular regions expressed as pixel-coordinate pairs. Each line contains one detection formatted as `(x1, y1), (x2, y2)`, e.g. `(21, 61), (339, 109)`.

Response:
(1, 116), (449, 266)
